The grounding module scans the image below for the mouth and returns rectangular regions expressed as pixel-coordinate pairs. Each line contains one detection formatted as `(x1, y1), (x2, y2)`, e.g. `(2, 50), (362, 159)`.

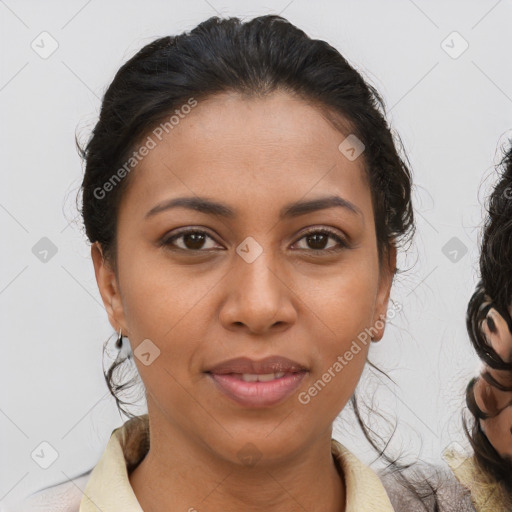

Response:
(204, 355), (309, 407)
(222, 371), (292, 382)
(205, 369), (308, 408)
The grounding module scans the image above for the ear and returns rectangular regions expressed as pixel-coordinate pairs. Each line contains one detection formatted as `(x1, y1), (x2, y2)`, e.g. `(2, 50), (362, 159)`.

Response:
(91, 242), (128, 335)
(371, 243), (397, 342)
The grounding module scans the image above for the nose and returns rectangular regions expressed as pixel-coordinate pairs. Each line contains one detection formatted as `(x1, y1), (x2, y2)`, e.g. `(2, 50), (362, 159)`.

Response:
(218, 247), (297, 335)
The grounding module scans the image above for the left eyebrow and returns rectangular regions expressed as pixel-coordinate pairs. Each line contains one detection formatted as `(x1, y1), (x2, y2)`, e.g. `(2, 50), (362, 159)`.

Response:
(280, 195), (362, 219)
(144, 195), (363, 220)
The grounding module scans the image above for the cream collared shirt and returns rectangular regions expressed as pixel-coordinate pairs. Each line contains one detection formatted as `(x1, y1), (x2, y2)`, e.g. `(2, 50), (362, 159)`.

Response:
(16, 414), (485, 512)
(77, 414), (395, 512)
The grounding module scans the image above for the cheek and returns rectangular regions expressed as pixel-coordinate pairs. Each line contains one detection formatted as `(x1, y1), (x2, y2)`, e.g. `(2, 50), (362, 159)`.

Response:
(119, 263), (208, 410)
(309, 259), (378, 348)
(117, 252), (213, 377)
(119, 245), (207, 331)
(298, 333), (368, 422)
(297, 267), (376, 412)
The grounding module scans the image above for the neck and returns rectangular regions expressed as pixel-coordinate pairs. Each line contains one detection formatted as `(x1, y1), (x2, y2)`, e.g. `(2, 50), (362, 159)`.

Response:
(128, 407), (346, 512)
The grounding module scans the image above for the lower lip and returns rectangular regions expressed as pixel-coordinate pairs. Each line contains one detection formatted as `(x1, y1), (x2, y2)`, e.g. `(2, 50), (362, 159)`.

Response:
(207, 371), (307, 408)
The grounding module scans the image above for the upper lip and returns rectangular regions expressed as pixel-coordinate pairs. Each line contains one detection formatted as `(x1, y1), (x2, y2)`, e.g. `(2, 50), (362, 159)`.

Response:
(206, 356), (308, 375)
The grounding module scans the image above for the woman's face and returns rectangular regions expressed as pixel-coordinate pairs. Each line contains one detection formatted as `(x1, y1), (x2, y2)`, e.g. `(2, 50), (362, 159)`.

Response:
(92, 89), (395, 464)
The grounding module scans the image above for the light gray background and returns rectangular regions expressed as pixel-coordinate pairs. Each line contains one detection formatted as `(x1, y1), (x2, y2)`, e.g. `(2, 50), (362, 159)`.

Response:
(1, 0), (512, 506)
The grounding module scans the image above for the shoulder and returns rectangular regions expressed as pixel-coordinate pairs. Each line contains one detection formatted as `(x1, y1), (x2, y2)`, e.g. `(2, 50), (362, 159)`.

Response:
(377, 461), (476, 512)
(5, 471), (92, 512)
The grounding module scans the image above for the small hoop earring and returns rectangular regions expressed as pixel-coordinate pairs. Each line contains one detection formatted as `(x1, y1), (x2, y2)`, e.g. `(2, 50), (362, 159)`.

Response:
(115, 328), (123, 349)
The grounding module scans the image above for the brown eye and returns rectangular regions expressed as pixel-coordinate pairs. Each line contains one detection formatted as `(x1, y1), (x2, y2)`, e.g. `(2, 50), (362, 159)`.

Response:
(294, 228), (348, 252)
(161, 229), (222, 252)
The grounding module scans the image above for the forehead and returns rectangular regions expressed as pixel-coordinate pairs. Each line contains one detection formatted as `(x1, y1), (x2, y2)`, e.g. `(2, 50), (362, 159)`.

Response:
(120, 90), (372, 220)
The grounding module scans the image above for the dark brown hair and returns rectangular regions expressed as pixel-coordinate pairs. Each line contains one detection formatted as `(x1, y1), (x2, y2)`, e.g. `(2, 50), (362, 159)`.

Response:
(464, 142), (512, 497)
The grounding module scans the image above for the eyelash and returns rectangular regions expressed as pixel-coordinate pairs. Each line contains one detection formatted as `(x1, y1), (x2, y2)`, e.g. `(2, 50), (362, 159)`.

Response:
(160, 227), (349, 254)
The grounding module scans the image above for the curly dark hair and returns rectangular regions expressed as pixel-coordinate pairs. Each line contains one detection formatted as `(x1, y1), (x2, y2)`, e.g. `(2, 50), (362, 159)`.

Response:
(464, 142), (512, 498)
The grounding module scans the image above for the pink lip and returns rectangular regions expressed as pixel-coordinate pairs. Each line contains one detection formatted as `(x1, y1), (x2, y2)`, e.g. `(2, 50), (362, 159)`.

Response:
(206, 355), (308, 375)
(207, 371), (307, 408)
